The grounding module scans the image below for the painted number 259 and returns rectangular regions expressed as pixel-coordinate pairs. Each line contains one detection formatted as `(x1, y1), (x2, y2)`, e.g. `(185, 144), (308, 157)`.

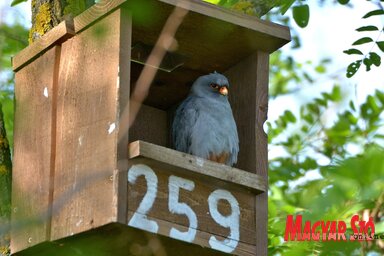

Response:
(127, 164), (240, 253)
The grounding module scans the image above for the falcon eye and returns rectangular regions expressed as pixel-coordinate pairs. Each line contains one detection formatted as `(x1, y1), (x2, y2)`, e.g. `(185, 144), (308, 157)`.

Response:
(210, 83), (219, 89)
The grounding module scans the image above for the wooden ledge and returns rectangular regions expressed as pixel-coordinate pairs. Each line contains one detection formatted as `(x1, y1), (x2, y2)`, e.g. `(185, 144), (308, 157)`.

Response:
(161, 0), (290, 45)
(12, 18), (75, 72)
(73, 0), (290, 51)
(128, 140), (267, 194)
(12, 0), (290, 72)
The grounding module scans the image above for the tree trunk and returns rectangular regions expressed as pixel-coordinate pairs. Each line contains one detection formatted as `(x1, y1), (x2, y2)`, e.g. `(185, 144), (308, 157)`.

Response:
(29, 0), (95, 43)
(0, 105), (12, 256)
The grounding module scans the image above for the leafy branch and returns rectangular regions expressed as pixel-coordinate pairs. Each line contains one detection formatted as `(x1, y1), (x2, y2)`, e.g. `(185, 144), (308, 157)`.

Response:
(344, 9), (384, 77)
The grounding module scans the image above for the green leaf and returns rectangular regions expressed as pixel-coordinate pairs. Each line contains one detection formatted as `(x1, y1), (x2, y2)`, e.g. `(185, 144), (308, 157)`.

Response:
(279, 0), (296, 15)
(363, 57), (373, 71)
(352, 37), (373, 45)
(343, 48), (363, 55)
(363, 52), (382, 72)
(356, 25), (379, 31)
(10, 0), (27, 6)
(284, 110), (297, 123)
(346, 111), (358, 124)
(369, 52), (381, 66)
(374, 134), (384, 140)
(337, 0), (350, 4)
(346, 60), (362, 78)
(315, 98), (327, 106)
(315, 65), (326, 73)
(375, 221), (384, 234)
(363, 9), (384, 18)
(331, 86), (342, 101)
(203, 0), (221, 4)
(292, 5), (310, 28)
(367, 95), (380, 113)
(349, 100), (356, 111)
(375, 90), (384, 105)
(376, 41), (384, 52)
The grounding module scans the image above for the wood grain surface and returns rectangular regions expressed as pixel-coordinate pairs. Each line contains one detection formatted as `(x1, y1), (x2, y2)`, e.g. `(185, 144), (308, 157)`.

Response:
(12, 19), (74, 72)
(11, 46), (60, 253)
(129, 141), (267, 193)
(51, 10), (123, 241)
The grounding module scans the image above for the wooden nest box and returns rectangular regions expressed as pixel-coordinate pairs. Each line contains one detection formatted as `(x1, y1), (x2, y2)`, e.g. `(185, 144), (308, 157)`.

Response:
(11, 0), (290, 255)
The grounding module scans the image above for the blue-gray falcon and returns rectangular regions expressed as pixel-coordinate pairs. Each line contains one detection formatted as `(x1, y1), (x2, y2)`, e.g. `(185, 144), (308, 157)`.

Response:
(172, 72), (239, 166)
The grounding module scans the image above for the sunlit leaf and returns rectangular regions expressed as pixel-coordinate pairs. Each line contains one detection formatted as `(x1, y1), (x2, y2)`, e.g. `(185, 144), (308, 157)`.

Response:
(203, 0), (221, 4)
(376, 90), (384, 105)
(363, 9), (384, 18)
(343, 48), (363, 55)
(356, 25), (379, 31)
(315, 65), (326, 73)
(375, 221), (384, 233)
(367, 95), (380, 113)
(352, 37), (373, 45)
(292, 5), (310, 28)
(284, 110), (297, 123)
(331, 86), (342, 101)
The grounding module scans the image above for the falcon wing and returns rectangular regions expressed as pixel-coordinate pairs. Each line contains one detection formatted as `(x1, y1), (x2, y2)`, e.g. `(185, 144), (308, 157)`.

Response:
(172, 97), (199, 154)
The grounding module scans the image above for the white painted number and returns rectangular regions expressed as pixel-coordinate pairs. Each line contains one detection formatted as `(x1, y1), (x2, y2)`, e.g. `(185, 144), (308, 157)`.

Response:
(168, 175), (197, 242)
(127, 164), (159, 233)
(127, 164), (241, 253)
(208, 189), (240, 253)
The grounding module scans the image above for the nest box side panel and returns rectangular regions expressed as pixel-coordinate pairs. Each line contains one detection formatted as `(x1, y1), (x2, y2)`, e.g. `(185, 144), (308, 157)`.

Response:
(225, 51), (269, 255)
(11, 46), (61, 253)
(51, 10), (127, 240)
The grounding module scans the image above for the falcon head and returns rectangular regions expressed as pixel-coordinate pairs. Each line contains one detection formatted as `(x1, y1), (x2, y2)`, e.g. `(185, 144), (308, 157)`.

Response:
(190, 72), (230, 99)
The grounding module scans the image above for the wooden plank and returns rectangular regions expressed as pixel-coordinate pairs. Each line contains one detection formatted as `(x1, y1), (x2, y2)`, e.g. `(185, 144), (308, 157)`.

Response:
(50, 10), (125, 240)
(73, 0), (127, 33)
(126, 163), (257, 255)
(11, 46), (60, 253)
(129, 105), (169, 147)
(12, 19), (74, 72)
(126, 213), (256, 256)
(115, 5), (132, 224)
(129, 141), (267, 193)
(159, 0), (290, 43)
(224, 52), (269, 255)
(225, 54), (257, 173)
(12, 223), (234, 256)
(74, 0), (290, 48)
(254, 51), (269, 256)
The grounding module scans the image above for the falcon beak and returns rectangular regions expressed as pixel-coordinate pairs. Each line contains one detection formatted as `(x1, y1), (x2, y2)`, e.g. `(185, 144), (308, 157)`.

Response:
(219, 86), (228, 96)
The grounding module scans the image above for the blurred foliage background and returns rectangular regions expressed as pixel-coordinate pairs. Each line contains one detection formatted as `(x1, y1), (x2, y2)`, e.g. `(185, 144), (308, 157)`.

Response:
(1, 0), (384, 255)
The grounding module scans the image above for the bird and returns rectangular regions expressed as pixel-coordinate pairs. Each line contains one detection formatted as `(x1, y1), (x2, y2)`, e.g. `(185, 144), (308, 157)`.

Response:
(172, 72), (239, 166)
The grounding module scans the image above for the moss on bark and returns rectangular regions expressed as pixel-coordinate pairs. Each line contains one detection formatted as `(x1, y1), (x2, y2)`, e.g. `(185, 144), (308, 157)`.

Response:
(29, 0), (95, 43)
